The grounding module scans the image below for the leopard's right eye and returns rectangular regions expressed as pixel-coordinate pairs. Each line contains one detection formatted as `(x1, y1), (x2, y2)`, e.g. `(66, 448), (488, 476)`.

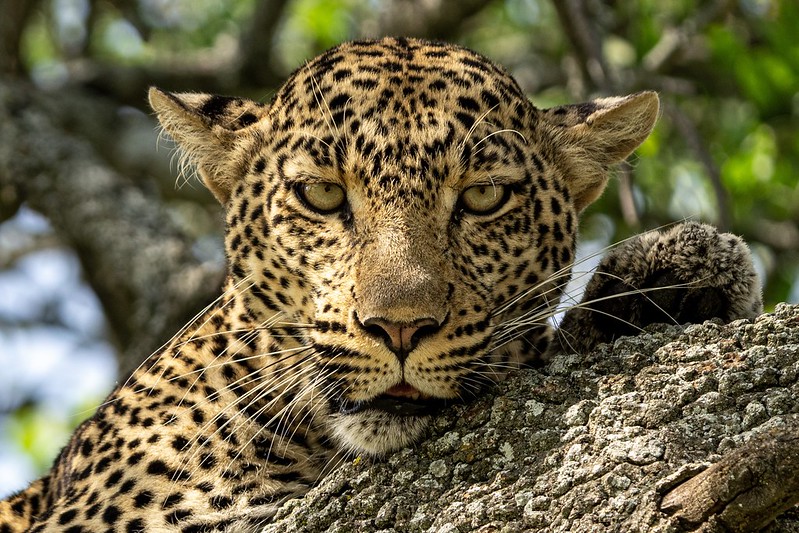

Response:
(295, 182), (346, 214)
(460, 184), (508, 215)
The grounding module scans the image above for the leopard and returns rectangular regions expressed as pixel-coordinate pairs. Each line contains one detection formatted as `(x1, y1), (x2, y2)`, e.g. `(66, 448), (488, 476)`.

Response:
(0, 37), (762, 532)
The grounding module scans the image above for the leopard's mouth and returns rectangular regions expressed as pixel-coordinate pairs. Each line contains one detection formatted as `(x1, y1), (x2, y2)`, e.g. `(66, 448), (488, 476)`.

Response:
(338, 383), (454, 417)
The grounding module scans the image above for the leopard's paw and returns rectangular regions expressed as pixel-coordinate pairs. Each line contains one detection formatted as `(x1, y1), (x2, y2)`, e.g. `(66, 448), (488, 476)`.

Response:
(556, 221), (762, 354)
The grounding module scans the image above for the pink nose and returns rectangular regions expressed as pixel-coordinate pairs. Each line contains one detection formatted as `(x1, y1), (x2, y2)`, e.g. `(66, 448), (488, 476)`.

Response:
(360, 316), (442, 362)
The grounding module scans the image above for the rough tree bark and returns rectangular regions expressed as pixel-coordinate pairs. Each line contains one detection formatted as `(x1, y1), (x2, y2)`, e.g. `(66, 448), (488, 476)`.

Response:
(660, 418), (799, 532)
(261, 304), (799, 532)
(0, 81), (225, 374)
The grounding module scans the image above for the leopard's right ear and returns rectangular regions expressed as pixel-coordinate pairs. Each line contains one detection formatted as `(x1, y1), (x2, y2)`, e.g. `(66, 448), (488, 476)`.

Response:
(148, 88), (269, 204)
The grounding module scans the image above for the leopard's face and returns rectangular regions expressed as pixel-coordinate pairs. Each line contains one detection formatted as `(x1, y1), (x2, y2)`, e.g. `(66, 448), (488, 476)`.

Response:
(151, 38), (658, 455)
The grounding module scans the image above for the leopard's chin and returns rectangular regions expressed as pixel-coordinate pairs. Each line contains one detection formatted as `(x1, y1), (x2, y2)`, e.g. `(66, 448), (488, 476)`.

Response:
(328, 382), (470, 454)
(329, 410), (432, 456)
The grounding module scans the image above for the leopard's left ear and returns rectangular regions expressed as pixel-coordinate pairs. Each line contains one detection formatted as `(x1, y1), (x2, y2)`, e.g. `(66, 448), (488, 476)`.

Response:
(149, 88), (269, 204)
(543, 91), (659, 212)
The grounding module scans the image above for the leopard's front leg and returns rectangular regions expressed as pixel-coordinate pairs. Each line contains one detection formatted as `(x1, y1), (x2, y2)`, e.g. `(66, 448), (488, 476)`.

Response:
(555, 221), (763, 354)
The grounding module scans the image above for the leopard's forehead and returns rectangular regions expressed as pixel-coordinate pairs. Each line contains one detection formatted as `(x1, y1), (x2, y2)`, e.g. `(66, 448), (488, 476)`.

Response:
(258, 38), (539, 202)
(271, 38), (528, 121)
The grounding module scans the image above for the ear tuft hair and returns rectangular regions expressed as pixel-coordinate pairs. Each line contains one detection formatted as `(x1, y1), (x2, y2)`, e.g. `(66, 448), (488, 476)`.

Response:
(148, 88), (269, 204)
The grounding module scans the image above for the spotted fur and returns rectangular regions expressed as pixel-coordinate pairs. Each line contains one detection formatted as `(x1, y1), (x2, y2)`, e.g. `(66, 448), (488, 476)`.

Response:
(0, 37), (761, 532)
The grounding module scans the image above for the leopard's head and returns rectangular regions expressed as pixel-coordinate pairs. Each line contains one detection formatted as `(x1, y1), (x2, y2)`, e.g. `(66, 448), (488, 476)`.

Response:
(151, 37), (658, 455)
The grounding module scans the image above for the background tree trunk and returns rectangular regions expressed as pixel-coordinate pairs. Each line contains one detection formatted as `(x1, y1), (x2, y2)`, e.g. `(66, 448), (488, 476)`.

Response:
(0, 81), (225, 374)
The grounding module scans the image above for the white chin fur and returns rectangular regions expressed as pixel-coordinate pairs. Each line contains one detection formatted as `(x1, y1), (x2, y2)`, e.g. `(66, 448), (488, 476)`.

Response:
(329, 411), (430, 456)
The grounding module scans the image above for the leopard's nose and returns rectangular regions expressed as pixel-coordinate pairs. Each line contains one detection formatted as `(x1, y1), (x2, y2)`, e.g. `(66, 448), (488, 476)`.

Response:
(359, 316), (442, 363)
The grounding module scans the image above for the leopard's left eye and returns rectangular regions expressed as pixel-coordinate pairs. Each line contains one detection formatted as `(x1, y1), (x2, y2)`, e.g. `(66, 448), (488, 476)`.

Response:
(460, 184), (508, 215)
(295, 182), (346, 214)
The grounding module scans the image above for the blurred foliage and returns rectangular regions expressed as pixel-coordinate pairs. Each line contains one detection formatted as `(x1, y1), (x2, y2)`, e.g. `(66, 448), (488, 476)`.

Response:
(0, 0), (797, 494)
(3, 398), (100, 473)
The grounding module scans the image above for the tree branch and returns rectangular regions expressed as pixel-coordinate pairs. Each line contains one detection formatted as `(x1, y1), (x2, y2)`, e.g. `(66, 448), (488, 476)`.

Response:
(551, 0), (617, 93)
(551, 0), (640, 224)
(238, 0), (292, 88)
(0, 80), (224, 374)
(100, 0), (153, 41)
(660, 417), (799, 531)
(83, 0), (289, 104)
(0, 233), (62, 268)
(641, 0), (731, 74)
(78, 0), (498, 109)
(666, 103), (732, 231)
(366, 0), (495, 41)
(617, 162), (640, 227)
(261, 305), (799, 531)
(640, 3), (737, 232)
(76, 61), (242, 111)
(0, 0), (40, 75)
